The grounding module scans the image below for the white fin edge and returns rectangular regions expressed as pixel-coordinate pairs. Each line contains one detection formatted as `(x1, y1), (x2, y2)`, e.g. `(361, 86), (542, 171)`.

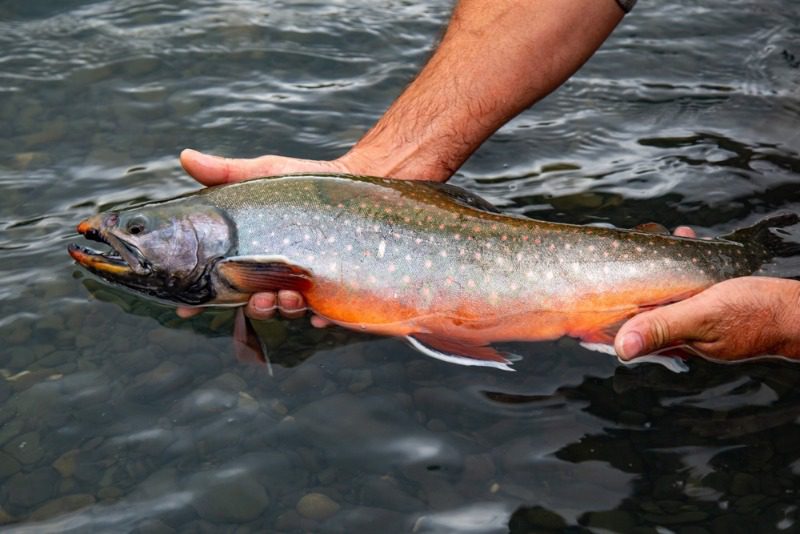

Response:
(405, 336), (515, 372)
(579, 342), (690, 374)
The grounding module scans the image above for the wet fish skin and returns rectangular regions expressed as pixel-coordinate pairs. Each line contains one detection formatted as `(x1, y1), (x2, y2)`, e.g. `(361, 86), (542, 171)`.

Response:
(69, 174), (794, 369)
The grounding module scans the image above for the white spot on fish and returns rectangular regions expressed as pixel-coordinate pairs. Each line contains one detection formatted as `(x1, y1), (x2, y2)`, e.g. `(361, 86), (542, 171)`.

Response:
(327, 236), (336, 244)
(424, 259), (433, 269)
(283, 238), (290, 245)
(378, 240), (386, 258)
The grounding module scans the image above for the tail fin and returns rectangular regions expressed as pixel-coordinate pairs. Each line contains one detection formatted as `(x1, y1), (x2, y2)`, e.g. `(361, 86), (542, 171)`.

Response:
(720, 212), (800, 258)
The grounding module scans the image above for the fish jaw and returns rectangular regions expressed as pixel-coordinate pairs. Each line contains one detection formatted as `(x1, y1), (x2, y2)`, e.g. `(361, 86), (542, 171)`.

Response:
(69, 214), (148, 278)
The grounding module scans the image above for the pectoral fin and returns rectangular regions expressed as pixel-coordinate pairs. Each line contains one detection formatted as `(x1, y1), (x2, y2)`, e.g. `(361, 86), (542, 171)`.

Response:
(218, 256), (312, 293)
(405, 334), (517, 371)
(233, 308), (273, 374)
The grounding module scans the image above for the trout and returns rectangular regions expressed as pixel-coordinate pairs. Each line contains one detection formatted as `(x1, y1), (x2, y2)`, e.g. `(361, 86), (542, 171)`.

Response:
(68, 174), (797, 371)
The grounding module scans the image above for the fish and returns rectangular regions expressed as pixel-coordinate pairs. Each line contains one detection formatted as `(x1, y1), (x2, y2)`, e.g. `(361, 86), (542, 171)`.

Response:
(68, 174), (798, 372)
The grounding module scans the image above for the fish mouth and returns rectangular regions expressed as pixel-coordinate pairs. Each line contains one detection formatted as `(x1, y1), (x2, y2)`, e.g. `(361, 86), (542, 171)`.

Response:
(68, 218), (151, 277)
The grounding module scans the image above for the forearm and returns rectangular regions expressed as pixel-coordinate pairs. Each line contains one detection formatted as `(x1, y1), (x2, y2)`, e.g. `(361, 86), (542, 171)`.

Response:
(338, 0), (625, 181)
(774, 280), (800, 358)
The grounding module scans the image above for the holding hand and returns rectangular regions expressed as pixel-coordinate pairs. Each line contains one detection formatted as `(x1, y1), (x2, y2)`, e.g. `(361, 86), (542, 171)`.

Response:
(615, 277), (800, 362)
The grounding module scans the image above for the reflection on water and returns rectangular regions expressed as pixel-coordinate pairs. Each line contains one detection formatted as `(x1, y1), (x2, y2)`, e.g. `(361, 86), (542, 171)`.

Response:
(1, 0), (799, 531)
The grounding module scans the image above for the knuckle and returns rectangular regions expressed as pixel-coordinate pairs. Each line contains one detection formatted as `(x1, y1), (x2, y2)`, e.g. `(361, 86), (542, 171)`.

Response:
(648, 315), (672, 347)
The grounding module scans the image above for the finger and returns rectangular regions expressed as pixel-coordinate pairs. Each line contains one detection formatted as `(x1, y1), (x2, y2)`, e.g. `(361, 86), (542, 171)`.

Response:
(245, 292), (278, 321)
(180, 149), (278, 186)
(614, 297), (712, 360)
(277, 290), (307, 320)
(310, 315), (333, 328)
(673, 226), (696, 238)
(177, 307), (204, 318)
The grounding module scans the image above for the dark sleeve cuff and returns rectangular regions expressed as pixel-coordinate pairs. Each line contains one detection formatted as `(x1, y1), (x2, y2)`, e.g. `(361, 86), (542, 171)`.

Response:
(615, 0), (637, 13)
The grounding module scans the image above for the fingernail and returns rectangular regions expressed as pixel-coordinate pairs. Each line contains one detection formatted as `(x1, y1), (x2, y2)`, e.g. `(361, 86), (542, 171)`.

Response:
(282, 295), (300, 309)
(252, 294), (275, 312)
(620, 332), (644, 359)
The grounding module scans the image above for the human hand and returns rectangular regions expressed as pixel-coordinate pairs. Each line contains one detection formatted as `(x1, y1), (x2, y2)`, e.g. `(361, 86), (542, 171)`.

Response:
(176, 148), (352, 326)
(615, 276), (800, 362)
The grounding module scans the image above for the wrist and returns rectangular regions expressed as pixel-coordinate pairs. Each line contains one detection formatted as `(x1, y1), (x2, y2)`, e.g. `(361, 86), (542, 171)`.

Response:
(336, 135), (458, 182)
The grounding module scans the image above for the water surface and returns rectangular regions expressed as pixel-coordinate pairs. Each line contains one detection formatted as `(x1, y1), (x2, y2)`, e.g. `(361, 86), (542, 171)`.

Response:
(1, 0), (800, 532)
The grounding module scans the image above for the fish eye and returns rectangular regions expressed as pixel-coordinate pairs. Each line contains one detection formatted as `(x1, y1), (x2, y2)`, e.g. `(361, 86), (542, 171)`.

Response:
(126, 216), (147, 235)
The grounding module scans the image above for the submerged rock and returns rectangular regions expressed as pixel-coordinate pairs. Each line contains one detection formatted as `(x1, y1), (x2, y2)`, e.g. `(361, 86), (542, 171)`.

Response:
(296, 492), (340, 521)
(3, 431), (43, 465)
(191, 473), (270, 523)
(6, 467), (59, 508)
(52, 449), (80, 478)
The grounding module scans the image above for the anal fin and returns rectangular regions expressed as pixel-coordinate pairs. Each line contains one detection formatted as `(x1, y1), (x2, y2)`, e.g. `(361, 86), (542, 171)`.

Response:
(406, 334), (516, 372)
(579, 341), (689, 373)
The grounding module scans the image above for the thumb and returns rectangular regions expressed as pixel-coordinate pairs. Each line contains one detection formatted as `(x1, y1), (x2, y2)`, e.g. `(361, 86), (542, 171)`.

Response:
(180, 149), (281, 186)
(615, 298), (709, 360)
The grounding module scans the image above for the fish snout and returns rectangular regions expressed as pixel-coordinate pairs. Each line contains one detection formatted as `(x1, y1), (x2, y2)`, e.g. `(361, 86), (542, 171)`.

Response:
(77, 213), (118, 241)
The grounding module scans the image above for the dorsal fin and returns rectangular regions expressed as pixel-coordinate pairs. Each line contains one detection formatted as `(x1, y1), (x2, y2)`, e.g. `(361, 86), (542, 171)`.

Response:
(633, 222), (670, 235)
(419, 182), (502, 213)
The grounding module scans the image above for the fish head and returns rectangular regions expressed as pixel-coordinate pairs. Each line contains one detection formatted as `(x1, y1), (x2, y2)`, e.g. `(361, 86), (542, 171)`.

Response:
(68, 201), (235, 305)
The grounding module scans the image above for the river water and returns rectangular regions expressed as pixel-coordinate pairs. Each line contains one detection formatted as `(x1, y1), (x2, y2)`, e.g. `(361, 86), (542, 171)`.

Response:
(1, 0), (800, 532)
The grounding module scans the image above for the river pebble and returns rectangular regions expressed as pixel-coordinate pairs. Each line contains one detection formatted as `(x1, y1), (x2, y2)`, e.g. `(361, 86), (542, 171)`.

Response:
(191, 473), (270, 523)
(4, 431), (43, 465)
(128, 361), (193, 402)
(6, 467), (59, 508)
(52, 449), (80, 478)
(0, 452), (21, 479)
(296, 492), (340, 521)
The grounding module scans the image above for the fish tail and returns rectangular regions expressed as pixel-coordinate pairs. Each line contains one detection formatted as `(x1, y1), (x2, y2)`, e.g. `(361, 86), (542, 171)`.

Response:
(721, 212), (800, 259)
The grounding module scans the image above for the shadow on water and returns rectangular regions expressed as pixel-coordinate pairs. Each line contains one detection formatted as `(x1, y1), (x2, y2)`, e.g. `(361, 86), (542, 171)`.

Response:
(79, 277), (367, 370)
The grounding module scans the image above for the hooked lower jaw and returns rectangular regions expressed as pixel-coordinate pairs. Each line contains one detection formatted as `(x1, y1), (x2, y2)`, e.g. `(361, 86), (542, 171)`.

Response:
(69, 217), (146, 277)
(68, 242), (134, 275)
